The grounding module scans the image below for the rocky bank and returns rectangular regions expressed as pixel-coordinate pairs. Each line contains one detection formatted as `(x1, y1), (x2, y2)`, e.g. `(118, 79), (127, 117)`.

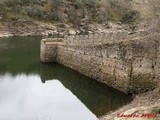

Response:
(99, 87), (160, 120)
(0, 19), (131, 38)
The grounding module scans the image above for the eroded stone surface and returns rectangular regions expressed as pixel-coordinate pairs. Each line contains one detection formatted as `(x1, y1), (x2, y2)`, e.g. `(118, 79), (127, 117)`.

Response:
(40, 33), (160, 94)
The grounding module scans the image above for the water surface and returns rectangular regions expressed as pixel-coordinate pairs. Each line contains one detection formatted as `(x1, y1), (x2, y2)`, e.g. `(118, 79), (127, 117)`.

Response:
(0, 36), (132, 120)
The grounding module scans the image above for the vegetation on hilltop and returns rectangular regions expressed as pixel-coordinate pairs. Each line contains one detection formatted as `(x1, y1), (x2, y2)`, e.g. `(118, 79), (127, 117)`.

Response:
(0, 0), (140, 24)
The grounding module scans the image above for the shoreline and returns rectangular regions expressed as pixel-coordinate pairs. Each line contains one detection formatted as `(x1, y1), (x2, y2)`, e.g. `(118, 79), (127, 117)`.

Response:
(0, 32), (13, 38)
(0, 20), (130, 38)
(99, 87), (160, 120)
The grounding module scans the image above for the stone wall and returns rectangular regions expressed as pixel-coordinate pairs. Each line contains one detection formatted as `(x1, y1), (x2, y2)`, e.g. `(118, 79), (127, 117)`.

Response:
(63, 27), (160, 46)
(40, 38), (63, 62)
(40, 22), (160, 93)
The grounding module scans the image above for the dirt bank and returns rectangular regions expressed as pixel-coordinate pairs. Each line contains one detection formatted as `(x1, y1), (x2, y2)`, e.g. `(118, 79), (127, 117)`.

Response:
(0, 20), (129, 38)
(99, 86), (160, 120)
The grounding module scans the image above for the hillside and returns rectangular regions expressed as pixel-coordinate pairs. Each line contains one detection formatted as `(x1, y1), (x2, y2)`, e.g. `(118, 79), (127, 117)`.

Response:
(0, 0), (159, 37)
(0, 0), (139, 23)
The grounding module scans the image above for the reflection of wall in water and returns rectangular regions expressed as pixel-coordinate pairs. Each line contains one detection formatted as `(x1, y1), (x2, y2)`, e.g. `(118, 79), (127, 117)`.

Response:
(40, 63), (132, 117)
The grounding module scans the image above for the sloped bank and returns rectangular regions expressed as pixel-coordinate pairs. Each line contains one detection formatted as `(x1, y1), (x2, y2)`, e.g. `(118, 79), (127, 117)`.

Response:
(40, 31), (160, 94)
(99, 87), (160, 120)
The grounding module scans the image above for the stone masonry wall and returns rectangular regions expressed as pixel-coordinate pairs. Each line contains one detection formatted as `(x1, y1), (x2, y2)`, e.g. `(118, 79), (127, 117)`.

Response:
(40, 18), (160, 93)
(40, 38), (63, 62)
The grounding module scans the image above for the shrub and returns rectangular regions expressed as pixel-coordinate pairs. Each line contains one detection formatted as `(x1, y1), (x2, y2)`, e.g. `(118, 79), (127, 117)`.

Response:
(121, 10), (140, 23)
(27, 4), (44, 20)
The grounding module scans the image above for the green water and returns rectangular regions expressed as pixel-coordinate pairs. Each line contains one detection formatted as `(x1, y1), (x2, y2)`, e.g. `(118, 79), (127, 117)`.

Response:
(0, 36), (132, 120)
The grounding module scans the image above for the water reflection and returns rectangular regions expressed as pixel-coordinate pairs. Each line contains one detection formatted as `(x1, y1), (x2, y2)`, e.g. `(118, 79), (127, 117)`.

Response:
(0, 36), (41, 75)
(0, 74), (96, 120)
(40, 63), (132, 117)
(0, 36), (132, 120)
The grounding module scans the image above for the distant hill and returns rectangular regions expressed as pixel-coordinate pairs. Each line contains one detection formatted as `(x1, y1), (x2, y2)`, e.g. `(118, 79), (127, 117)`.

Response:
(0, 0), (158, 25)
